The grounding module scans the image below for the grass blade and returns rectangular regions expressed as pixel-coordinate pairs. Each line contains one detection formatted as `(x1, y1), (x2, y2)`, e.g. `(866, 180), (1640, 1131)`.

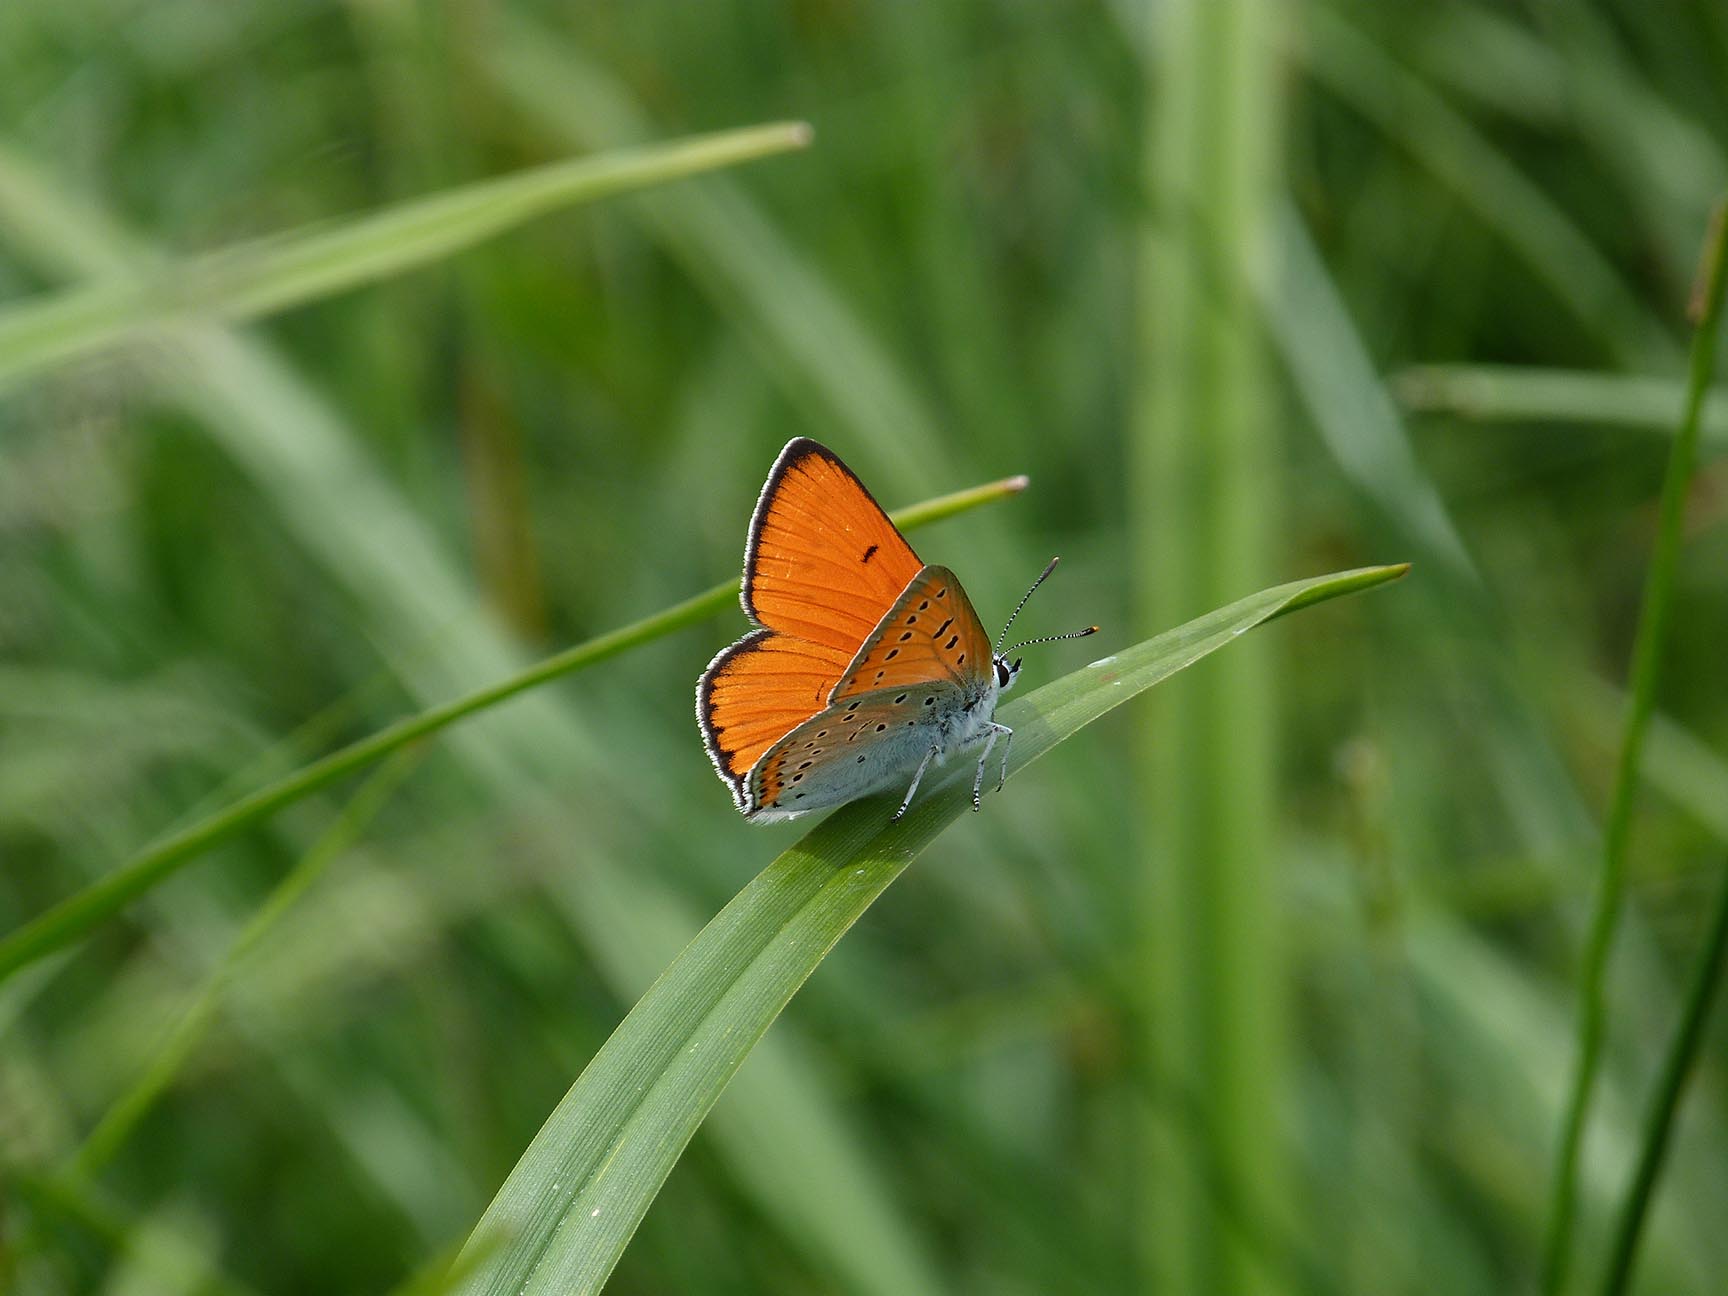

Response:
(1394, 364), (1728, 445)
(0, 122), (811, 388)
(1542, 199), (1728, 1294)
(1597, 865), (1728, 1294)
(0, 474), (1024, 987)
(1134, 1), (1289, 1289)
(450, 563), (1408, 1296)
(1272, 208), (1477, 581)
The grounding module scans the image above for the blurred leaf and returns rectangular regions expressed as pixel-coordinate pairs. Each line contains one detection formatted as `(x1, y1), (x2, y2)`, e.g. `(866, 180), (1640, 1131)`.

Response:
(481, 13), (959, 494)
(0, 138), (1013, 1296)
(63, 749), (423, 1182)
(0, 122), (811, 388)
(1133, 2), (1289, 1290)
(1271, 208), (1478, 582)
(1395, 364), (1728, 446)
(451, 563), (1409, 1296)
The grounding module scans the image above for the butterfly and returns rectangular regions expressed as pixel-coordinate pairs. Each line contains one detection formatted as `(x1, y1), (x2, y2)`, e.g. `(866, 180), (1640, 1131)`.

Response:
(697, 438), (1096, 823)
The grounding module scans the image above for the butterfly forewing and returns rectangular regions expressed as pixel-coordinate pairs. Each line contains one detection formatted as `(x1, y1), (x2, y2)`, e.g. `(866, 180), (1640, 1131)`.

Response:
(746, 683), (968, 818)
(830, 565), (995, 701)
(743, 438), (924, 652)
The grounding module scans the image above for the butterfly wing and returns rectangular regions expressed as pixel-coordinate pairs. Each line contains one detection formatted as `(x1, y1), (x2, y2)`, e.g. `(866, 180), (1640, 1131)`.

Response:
(698, 630), (856, 807)
(744, 683), (971, 821)
(741, 438), (924, 652)
(830, 565), (995, 701)
(700, 438), (926, 809)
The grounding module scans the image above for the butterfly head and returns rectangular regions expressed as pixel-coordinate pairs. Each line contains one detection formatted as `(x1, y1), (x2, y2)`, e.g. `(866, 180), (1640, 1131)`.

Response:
(993, 557), (1098, 693)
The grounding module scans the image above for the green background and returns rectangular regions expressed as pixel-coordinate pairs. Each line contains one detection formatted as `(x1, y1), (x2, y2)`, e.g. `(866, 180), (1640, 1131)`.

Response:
(3, 2), (1725, 1293)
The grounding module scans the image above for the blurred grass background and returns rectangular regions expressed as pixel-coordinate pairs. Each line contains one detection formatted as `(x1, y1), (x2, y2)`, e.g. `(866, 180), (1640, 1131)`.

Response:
(2, 1), (1727, 1293)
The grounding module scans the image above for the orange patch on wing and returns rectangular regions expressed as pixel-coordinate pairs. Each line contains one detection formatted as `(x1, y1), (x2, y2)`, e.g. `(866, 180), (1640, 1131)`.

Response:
(743, 439), (923, 653)
(699, 630), (852, 782)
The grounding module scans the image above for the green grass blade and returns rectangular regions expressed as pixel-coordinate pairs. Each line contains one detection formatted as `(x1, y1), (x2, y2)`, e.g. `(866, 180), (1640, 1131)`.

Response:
(1597, 865), (1728, 1294)
(449, 564), (1408, 1296)
(63, 749), (423, 1181)
(0, 122), (811, 388)
(1542, 199), (1728, 1295)
(1134, 1), (1289, 1289)
(0, 474), (1024, 987)
(1395, 364), (1728, 445)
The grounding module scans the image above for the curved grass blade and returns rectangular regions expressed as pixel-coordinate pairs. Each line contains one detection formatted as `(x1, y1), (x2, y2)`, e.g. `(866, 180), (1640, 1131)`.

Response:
(0, 473), (1025, 987)
(449, 563), (1408, 1296)
(0, 122), (811, 389)
(1543, 198), (1728, 1294)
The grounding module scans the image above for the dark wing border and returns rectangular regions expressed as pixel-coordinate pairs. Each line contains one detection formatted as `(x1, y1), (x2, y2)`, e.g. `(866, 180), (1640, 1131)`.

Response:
(695, 628), (774, 812)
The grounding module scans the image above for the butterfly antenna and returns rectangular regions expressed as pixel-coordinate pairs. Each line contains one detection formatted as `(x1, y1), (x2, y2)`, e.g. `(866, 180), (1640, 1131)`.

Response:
(1004, 624), (1099, 654)
(995, 557), (1099, 656)
(995, 557), (1060, 653)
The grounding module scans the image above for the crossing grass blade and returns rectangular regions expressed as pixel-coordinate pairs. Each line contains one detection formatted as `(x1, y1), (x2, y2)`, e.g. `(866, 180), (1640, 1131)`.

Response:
(0, 473), (1025, 987)
(448, 564), (1408, 1296)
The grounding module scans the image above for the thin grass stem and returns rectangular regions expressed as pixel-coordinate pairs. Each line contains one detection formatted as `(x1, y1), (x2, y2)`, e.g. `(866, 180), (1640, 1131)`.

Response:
(1541, 198), (1728, 1294)
(1597, 863), (1728, 1295)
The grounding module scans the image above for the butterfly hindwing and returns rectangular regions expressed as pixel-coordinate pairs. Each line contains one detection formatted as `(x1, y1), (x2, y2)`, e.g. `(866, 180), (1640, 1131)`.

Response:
(742, 438), (924, 653)
(830, 565), (995, 701)
(698, 630), (856, 791)
(744, 682), (970, 820)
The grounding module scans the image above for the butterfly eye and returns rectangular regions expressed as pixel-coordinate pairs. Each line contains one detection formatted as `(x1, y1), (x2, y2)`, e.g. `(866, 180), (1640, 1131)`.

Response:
(994, 657), (1013, 689)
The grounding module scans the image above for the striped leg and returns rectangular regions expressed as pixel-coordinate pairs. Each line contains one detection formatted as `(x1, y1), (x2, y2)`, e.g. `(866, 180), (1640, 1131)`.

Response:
(972, 723), (1013, 811)
(891, 745), (942, 822)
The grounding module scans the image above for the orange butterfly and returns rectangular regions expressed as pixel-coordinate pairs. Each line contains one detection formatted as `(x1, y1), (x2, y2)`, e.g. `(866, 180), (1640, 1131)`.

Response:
(698, 439), (1095, 823)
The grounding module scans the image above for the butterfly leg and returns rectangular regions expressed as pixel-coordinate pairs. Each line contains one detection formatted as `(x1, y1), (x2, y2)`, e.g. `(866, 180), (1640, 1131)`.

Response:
(891, 745), (942, 823)
(971, 723), (1013, 811)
